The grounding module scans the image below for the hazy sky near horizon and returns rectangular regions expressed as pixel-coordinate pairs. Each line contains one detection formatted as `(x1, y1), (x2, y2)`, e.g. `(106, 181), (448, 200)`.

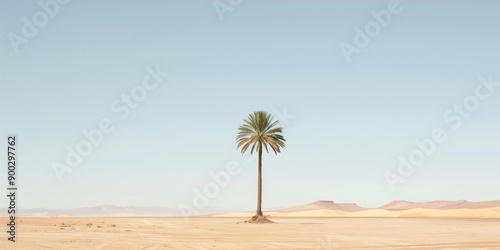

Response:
(1, 0), (500, 211)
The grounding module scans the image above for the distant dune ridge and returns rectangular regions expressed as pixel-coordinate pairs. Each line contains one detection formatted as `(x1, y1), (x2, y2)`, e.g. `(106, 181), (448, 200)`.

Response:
(377, 200), (500, 210)
(277, 200), (500, 213)
(216, 200), (500, 218)
(4, 200), (500, 218)
(4, 204), (243, 217)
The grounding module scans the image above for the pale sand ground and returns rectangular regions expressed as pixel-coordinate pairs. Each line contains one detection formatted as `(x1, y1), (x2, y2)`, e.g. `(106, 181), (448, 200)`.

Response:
(1, 217), (499, 249)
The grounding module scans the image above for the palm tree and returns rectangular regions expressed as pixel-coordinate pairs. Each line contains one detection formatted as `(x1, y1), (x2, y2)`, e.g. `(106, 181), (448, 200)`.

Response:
(236, 111), (285, 221)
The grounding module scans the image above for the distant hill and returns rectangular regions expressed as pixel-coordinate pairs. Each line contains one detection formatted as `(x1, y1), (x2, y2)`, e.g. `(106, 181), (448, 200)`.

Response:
(2, 205), (243, 217)
(273, 200), (500, 214)
(276, 200), (367, 213)
(377, 200), (500, 211)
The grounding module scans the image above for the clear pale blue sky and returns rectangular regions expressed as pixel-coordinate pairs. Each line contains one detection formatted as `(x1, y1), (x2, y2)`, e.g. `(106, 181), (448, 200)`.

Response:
(1, 0), (499, 210)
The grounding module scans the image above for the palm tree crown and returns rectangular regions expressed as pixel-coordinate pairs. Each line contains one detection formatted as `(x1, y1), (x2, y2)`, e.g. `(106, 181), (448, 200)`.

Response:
(236, 111), (286, 155)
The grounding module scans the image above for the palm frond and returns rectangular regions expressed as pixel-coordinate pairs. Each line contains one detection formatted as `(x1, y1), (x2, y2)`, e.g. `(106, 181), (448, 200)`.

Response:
(236, 111), (285, 155)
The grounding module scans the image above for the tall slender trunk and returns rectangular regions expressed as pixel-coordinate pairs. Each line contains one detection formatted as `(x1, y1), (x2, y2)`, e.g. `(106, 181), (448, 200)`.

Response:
(256, 141), (263, 216)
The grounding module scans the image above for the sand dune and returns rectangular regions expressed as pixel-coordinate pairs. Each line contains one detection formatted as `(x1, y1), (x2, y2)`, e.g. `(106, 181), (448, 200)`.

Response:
(216, 207), (500, 218)
(349, 207), (500, 218)
(275, 200), (500, 216)
(398, 207), (500, 218)
(216, 200), (500, 218)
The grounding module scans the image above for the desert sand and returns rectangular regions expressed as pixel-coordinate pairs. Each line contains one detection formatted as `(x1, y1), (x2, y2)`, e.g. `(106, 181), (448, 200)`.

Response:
(1, 216), (499, 249)
(216, 207), (500, 218)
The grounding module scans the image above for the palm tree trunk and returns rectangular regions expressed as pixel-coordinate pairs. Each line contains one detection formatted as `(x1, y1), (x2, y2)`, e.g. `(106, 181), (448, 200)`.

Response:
(256, 142), (263, 216)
